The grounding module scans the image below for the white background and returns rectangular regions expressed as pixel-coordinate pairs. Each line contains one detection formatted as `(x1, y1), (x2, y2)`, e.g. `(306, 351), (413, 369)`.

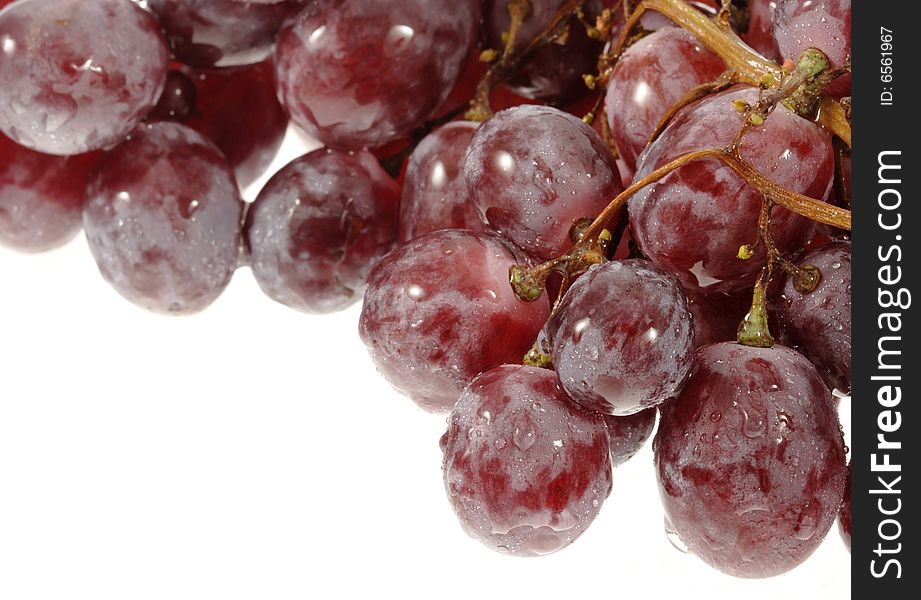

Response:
(0, 127), (850, 599)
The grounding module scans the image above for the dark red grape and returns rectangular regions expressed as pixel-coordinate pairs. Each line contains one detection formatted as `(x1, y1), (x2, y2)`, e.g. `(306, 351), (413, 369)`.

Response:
(275, 0), (478, 150)
(464, 105), (623, 261)
(544, 259), (695, 416)
(744, 0), (780, 61)
(839, 462), (851, 551)
(359, 230), (550, 413)
(399, 121), (485, 243)
(246, 149), (400, 313)
(0, 132), (97, 252)
(629, 86), (833, 295)
(147, 0), (305, 70)
(0, 0), (168, 155)
(83, 122), (243, 314)
(151, 61), (288, 189)
(777, 241), (851, 392)
(605, 27), (725, 172)
(686, 288), (752, 348)
(773, 0), (851, 97)
(483, 0), (607, 101)
(441, 364), (612, 556)
(605, 408), (656, 467)
(655, 342), (846, 578)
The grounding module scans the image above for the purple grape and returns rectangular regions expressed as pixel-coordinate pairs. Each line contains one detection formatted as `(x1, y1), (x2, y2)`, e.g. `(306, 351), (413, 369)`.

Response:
(147, 0), (306, 70)
(605, 408), (657, 467)
(655, 342), (846, 578)
(744, 0), (780, 61)
(686, 288), (752, 348)
(464, 105), (623, 261)
(0, 132), (97, 252)
(359, 230), (550, 413)
(484, 0), (607, 101)
(773, 0), (851, 97)
(544, 259), (695, 416)
(839, 462), (851, 551)
(275, 0), (478, 149)
(399, 121), (486, 243)
(245, 149), (400, 313)
(83, 122), (243, 314)
(605, 27), (725, 172)
(777, 241), (851, 392)
(151, 61), (288, 189)
(0, 0), (168, 155)
(441, 364), (612, 556)
(629, 86), (833, 295)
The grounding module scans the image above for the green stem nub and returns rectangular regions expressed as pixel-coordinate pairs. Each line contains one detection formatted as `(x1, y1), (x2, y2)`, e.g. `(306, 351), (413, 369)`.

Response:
(737, 273), (774, 348)
(792, 263), (822, 294)
(510, 265), (547, 302)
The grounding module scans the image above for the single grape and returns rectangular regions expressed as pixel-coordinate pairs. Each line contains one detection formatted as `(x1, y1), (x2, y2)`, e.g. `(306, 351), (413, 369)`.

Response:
(399, 121), (486, 243)
(359, 230), (550, 413)
(544, 259), (695, 416)
(464, 105), (623, 261)
(655, 342), (846, 578)
(605, 27), (725, 172)
(246, 149), (400, 313)
(441, 364), (612, 556)
(605, 408), (657, 467)
(483, 0), (607, 101)
(744, 0), (780, 61)
(150, 61), (288, 189)
(839, 462), (851, 551)
(146, 0), (305, 70)
(773, 0), (851, 97)
(83, 122), (243, 314)
(686, 288), (752, 348)
(777, 241), (851, 392)
(0, 0), (168, 155)
(629, 86), (833, 295)
(0, 132), (98, 252)
(275, 0), (478, 150)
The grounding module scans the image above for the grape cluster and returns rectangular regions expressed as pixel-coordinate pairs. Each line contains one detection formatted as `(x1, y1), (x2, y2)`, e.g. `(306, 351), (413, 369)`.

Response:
(1, 0), (852, 581)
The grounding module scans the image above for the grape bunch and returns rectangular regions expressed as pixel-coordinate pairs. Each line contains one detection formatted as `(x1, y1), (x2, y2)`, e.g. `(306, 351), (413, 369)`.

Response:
(1, 0), (852, 582)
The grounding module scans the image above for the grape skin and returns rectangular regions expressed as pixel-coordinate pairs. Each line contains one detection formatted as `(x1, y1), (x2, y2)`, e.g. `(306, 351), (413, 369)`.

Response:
(0, 0), (168, 155)
(777, 241), (851, 392)
(84, 122), (243, 314)
(359, 230), (550, 413)
(605, 408), (657, 467)
(464, 105), (623, 261)
(629, 86), (833, 295)
(743, 0), (780, 61)
(839, 462), (851, 551)
(773, 0), (851, 97)
(147, 0), (305, 70)
(605, 27), (725, 172)
(245, 149), (400, 314)
(655, 342), (846, 578)
(399, 121), (487, 243)
(275, 0), (478, 150)
(0, 133), (98, 252)
(686, 288), (752, 348)
(442, 364), (612, 556)
(545, 259), (695, 416)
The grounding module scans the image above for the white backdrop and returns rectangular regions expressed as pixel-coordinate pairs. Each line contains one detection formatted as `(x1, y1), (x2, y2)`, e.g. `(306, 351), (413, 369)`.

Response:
(0, 126), (850, 599)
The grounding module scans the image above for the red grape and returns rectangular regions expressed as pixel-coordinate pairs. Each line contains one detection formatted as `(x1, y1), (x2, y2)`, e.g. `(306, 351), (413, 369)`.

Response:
(686, 288), (752, 348)
(605, 27), (725, 172)
(359, 230), (550, 413)
(147, 0), (305, 70)
(0, 132), (97, 252)
(399, 121), (486, 243)
(605, 408), (657, 467)
(545, 259), (695, 415)
(744, 0), (780, 61)
(0, 0), (168, 155)
(151, 61), (288, 189)
(84, 122), (244, 314)
(839, 462), (851, 551)
(441, 364), (612, 556)
(483, 0), (607, 101)
(655, 342), (846, 578)
(772, 0), (851, 97)
(275, 0), (478, 150)
(777, 241), (851, 392)
(245, 149), (400, 313)
(464, 105), (623, 261)
(629, 86), (833, 294)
